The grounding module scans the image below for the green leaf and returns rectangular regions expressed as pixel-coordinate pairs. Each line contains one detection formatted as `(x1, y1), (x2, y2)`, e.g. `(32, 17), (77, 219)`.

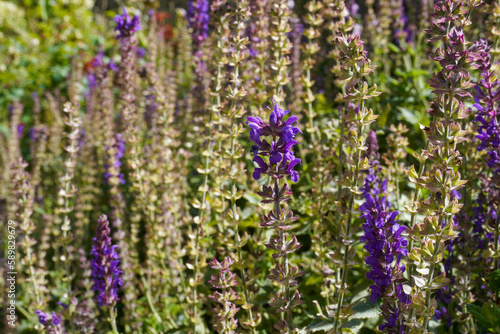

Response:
(376, 105), (390, 127)
(388, 43), (401, 54)
(341, 319), (364, 333)
(468, 303), (500, 332)
(468, 304), (489, 327)
(398, 106), (420, 125)
(243, 193), (261, 204)
(408, 69), (429, 78)
(307, 318), (335, 332)
(350, 302), (380, 319)
(486, 270), (500, 292)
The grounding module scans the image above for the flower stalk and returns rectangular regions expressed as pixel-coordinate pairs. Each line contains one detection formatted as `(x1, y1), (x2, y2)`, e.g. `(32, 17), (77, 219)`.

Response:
(330, 34), (380, 332)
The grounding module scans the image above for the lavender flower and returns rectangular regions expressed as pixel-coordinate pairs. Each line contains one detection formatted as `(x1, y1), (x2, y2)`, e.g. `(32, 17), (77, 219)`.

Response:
(187, 0), (209, 50)
(360, 194), (409, 330)
(35, 310), (65, 333)
(472, 39), (500, 172)
(247, 100), (303, 331)
(187, 0), (210, 115)
(208, 257), (240, 333)
(114, 7), (141, 40)
(360, 133), (409, 332)
(246, 100), (302, 182)
(90, 214), (122, 307)
(471, 197), (495, 250)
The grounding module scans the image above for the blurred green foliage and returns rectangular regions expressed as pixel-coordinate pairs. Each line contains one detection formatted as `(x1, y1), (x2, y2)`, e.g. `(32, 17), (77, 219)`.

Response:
(0, 0), (102, 118)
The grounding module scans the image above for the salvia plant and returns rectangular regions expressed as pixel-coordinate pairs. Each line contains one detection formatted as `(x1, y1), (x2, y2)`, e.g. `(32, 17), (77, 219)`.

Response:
(4, 1), (500, 334)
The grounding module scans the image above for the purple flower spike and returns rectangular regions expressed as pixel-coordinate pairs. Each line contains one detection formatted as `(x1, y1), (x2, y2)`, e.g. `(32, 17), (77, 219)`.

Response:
(360, 134), (409, 332)
(114, 7), (141, 40)
(90, 214), (123, 307)
(188, 0), (209, 50)
(246, 99), (301, 182)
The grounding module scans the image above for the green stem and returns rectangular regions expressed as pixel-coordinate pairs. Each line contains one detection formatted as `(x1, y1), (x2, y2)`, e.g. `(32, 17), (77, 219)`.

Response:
(142, 269), (163, 324)
(110, 306), (120, 334)
(422, 233), (443, 331)
(495, 208), (499, 303)
(274, 177), (293, 330)
(333, 105), (365, 332)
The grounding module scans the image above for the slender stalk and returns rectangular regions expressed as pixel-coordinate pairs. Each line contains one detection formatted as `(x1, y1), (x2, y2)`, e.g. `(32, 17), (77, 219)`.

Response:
(422, 233), (443, 330)
(495, 207), (499, 303)
(274, 177), (293, 328)
(333, 103), (365, 332)
(110, 306), (120, 334)
(141, 276), (163, 324)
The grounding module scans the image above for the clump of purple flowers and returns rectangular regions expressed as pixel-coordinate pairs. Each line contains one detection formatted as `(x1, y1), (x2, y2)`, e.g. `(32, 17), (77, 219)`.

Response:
(90, 214), (123, 307)
(187, 0), (209, 50)
(360, 132), (409, 332)
(246, 100), (303, 331)
(246, 99), (302, 182)
(35, 310), (65, 333)
(114, 7), (142, 40)
(208, 257), (240, 333)
(472, 39), (500, 171)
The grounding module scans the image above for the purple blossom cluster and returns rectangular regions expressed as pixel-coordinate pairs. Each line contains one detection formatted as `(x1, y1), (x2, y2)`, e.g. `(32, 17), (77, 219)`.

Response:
(246, 100), (301, 182)
(360, 131), (409, 332)
(187, 0), (210, 50)
(90, 214), (123, 307)
(472, 196), (495, 250)
(35, 310), (65, 333)
(114, 7), (142, 40)
(92, 51), (118, 73)
(472, 39), (500, 170)
(208, 257), (239, 333)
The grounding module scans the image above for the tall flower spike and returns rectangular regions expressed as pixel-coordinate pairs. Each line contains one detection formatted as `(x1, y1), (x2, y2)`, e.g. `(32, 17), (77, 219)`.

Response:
(90, 214), (122, 308)
(359, 134), (410, 332)
(472, 38), (500, 297)
(209, 257), (240, 333)
(330, 33), (380, 332)
(90, 215), (121, 334)
(54, 101), (81, 299)
(115, 4), (145, 307)
(247, 100), (303, 332)
(188, 0), (210, 115)
(405, 1), (483, 332)
(12, 158), (45, 310)
(187, 0), (210, 50)
(472, 39), (500, 174)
